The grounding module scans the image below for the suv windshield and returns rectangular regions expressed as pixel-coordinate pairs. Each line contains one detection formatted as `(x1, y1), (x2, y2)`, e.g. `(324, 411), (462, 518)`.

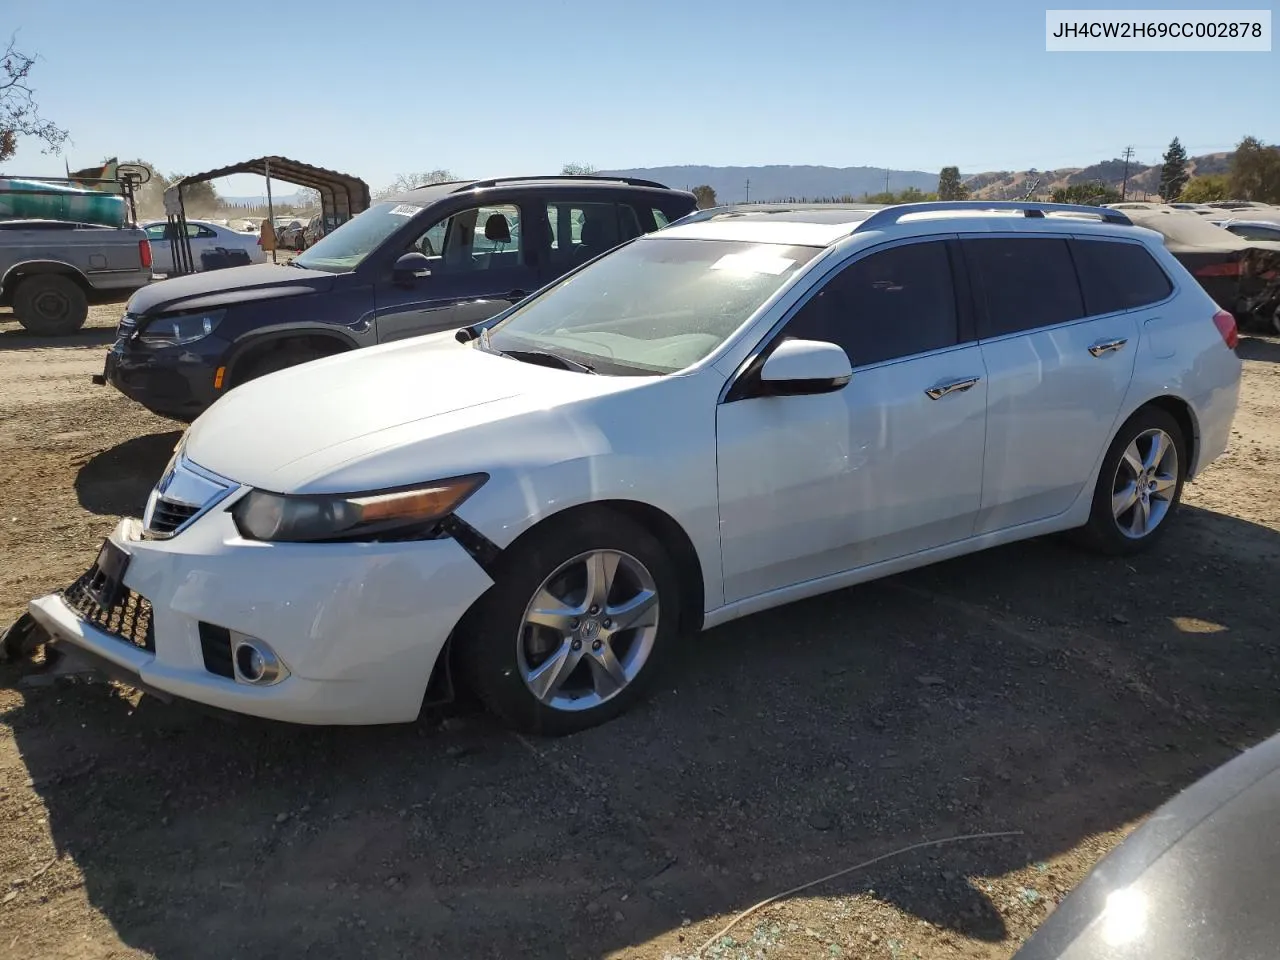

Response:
(486, 237), (820, 375)
(294, 201), (422, 273)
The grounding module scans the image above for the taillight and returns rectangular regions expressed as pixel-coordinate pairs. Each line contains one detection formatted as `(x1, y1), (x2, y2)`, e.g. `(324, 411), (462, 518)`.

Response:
(1212, 309), (1238, 350)
(1194, 261), (1241, 278)
(139, 239), (152, 270)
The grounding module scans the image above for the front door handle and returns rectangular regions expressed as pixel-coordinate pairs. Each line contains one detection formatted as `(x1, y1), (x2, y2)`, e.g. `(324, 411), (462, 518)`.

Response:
(506, 289), (528, 301)
(925, 377), (981, 400)
(1088, 337), (1128, 357)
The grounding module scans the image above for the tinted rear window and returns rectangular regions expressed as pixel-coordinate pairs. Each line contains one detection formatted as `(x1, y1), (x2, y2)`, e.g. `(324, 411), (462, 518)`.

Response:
(1071, 239), (1173, 314)
(963, 237), (1084, 338)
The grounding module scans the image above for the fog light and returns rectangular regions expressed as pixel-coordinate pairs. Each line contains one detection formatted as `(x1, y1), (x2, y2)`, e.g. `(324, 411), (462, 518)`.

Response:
(232, 637), (285, 686)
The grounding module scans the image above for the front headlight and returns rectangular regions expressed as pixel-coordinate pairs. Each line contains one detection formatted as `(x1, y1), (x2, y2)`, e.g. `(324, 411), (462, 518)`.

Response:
(139, 309), (226, 346)
(230, 474), (487, 542)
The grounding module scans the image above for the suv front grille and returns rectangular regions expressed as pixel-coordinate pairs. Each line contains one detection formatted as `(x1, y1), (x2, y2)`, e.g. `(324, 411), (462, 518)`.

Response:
(147, 498), (200, 535)
(62, 573), (155, 652)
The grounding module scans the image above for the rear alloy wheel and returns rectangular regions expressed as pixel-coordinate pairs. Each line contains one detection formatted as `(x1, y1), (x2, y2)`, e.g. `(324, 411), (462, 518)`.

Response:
(1077, 407), (1186, 555)
(459, 513), (680, 735)
(12, 274), (89, 335)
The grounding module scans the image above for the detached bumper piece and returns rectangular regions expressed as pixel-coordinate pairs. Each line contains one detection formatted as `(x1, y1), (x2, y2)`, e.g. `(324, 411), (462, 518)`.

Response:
(61, 571), (155, 653)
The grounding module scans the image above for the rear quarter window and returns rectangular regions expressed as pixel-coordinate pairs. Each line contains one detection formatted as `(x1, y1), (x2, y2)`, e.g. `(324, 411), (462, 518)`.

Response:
(1070, 239), (1173, 315)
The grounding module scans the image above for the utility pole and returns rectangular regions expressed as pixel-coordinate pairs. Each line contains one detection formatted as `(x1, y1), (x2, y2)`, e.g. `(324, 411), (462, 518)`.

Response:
(745, 178), (750, 203)
(1120, 145), (1135, 201)
(884, 171), (891, 195)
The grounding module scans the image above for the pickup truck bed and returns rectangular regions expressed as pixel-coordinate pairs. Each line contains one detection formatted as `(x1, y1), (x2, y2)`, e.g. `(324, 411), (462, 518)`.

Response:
(0, 219), (153, 335)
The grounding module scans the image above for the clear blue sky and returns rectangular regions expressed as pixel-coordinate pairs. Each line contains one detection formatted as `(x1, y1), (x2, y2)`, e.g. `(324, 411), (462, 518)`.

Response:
(5, 0), (1276, 196)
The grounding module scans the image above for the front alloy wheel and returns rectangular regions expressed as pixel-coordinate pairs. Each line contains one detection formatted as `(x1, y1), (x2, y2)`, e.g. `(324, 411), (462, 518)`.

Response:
(518, 550), (659, 711)
(459, 512), (680, 735)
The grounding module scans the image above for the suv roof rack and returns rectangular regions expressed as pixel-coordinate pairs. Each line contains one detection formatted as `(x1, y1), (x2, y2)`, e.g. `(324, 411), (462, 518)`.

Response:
(458, 175), (672, 191)
(854, 200), (1134, 231)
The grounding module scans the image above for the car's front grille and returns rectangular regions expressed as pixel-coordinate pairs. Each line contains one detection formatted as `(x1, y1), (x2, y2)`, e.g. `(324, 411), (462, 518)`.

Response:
(142, 454), (235, 539)
(147, 498), (199, 535)
(62, 573), (155, 653)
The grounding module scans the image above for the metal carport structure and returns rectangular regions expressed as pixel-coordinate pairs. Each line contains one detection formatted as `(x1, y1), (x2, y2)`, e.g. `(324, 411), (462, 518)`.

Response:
(161, 156), (371, 275)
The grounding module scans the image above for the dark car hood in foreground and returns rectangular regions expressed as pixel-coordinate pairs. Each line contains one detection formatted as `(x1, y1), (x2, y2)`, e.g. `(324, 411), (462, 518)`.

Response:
(1013, 731), (1280, 960)
(126, 263), (335, 316)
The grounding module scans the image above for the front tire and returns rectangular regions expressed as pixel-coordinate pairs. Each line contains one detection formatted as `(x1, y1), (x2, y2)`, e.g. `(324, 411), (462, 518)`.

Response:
(458, 512), (681, 735)
(1077, 407), (1186, 555)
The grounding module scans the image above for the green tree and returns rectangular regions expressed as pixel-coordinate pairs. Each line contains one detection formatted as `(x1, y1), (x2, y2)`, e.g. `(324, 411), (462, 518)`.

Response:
(168, 175), (220, 213)
(1179, 174), (1230, 203)
(374, 169), (456, 198)
(1051, 182), (1121, 205)
(0, 38), (68, 163)
(1158, 137), (1189, 200)
(561, 162), (597, 176)
(691, 184), (717, 209)
(936, 166), (968, 201)
(1229, 136), (1280, 202)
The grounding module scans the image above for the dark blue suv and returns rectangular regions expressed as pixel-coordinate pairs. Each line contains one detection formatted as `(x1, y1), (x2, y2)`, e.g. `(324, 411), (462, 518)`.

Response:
(99, 176), (697, 420)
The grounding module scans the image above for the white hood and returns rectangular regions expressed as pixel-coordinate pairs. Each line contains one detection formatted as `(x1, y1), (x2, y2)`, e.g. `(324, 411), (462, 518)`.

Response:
(183, 332), (641, 492)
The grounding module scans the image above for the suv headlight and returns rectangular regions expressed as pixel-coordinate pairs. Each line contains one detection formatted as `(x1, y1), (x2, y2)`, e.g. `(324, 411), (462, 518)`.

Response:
(230, 474), (487, 543)
(139, 309), (226, 347)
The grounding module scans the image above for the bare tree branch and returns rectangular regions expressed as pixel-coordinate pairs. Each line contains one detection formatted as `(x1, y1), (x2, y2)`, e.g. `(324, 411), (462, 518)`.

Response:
(0, 36), (70, 162)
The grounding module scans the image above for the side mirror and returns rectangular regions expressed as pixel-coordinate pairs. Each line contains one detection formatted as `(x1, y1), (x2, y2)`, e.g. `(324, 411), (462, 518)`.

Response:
(758, 339), (852, 395)
(393, 251), (432, 283)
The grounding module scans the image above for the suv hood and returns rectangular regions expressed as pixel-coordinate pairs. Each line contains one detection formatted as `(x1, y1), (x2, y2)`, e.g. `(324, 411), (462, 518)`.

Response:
(182, 333), (642, 492)
(127, 263), (334, 317)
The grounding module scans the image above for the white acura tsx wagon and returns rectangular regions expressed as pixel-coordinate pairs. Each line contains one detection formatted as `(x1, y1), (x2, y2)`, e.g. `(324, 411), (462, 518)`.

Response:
(28, 201), (1242, 735)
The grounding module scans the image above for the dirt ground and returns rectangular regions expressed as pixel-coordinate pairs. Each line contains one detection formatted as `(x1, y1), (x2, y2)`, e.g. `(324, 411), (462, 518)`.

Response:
(1, 301), (1279, 960)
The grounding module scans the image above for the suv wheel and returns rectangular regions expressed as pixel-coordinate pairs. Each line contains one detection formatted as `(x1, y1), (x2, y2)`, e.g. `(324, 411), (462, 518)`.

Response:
(1077, 407), (1186, 555)
(13, 274), (89, 335)
(234, 341), (343, 385)
(458, 512), (680, 735)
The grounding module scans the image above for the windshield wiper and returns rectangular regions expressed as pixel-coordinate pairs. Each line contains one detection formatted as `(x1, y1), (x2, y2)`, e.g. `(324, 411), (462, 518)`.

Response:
(499, 349), (596, 374)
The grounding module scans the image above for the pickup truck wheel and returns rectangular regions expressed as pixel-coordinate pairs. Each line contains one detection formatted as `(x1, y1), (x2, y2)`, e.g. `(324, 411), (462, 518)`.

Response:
(13, 274), (89, 335)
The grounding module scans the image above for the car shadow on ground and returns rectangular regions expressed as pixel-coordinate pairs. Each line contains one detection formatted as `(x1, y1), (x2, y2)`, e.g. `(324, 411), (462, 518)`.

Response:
(1237, 334), (1280, 363)
(74, 431), (184, 517)
(5, 504), (1279, 958)
(0, 325), (118, 351)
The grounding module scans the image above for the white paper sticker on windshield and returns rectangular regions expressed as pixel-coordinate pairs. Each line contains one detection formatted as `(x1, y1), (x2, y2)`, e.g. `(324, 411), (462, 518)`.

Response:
(387, 204), (422, 217)
(710, 252), (796, 275)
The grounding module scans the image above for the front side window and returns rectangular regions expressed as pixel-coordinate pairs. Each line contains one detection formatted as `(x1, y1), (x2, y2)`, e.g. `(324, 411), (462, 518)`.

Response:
(408, 204), (522, 274)
(145, 223), (167, 241)
(294, 201), (425, 273)
(783, 241), (959, 367)
(486, 237), (820, 375)
(964, 237), (1085, 338)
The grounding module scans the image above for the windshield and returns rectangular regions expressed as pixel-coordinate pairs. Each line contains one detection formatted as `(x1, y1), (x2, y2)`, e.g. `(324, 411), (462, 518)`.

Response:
(486, 237), (821, 375)
(295, 201), (422, 273)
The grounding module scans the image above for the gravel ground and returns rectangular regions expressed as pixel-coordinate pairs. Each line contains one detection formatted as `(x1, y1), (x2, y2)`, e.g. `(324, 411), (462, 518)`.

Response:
(1, 302), (1279, 959)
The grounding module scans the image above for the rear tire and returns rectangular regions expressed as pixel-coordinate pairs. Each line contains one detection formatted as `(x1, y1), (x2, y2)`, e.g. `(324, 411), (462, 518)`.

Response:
(13, 274), (89, 335)
(1075, 407), (1187, 556)
(457, 511), (681, 736)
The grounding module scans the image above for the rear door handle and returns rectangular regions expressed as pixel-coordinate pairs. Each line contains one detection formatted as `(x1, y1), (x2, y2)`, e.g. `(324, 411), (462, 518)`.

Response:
(925, 377), (981, 400)
(1088, 337), (1128, 357)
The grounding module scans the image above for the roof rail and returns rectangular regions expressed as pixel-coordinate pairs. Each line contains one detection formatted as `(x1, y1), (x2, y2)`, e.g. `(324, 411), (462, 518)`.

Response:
(459, 174), (672, 191)
(855, 201), (1134, 231)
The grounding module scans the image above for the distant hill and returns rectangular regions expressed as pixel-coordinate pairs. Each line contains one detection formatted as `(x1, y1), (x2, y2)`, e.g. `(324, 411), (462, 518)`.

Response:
(598, 165), (938, 203)
(602, 150), (1256, 204)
